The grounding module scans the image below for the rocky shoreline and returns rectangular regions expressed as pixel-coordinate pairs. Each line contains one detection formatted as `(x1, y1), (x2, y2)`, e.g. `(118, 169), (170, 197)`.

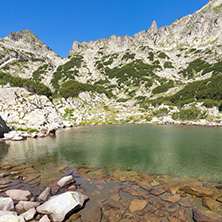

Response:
(1, 162), (222, 221)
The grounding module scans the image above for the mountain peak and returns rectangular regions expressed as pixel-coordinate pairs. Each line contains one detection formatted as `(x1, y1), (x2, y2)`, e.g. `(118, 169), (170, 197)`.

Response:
(8, 29), (43, 45)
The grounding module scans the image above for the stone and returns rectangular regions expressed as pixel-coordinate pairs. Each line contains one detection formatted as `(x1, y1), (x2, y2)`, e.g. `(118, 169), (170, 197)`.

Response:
(168, 216), (182, 222)
(95, 185), (105, 190)
(202, 198), (221, 211)
(150, 188), (165, 196)
(193, 208), (222, 221)
(15, 201), (40, 212)
(0, 115), (10, 138)
(81, 206), (102, 222)
(111, 193), (121, 201)
(160, 193), (181, 203)
(0, 211), (25, 222)
(37, 191), (88, 221)
(0, 197), (14, 211)
(20, 208), (36, 221)
(122, 187), (141, 196)
(0, 180), (11, 185)
(129, 199), (147, 213)
(5, 189), (32, 201)
(181, 185), (213, 197)
(39, 215), (51, 222)
(103, 209), (125, 222)
(38, 187), (51, 202)
(57, 175), (75, 187)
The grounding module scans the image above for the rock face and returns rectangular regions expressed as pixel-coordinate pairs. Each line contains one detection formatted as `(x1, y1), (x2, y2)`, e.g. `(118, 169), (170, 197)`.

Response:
(37, 191), (88, 221)
(0, 116), (10, 138)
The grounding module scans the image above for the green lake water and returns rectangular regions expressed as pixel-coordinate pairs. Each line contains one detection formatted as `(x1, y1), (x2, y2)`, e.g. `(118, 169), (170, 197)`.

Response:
(1, 124), (222, 180)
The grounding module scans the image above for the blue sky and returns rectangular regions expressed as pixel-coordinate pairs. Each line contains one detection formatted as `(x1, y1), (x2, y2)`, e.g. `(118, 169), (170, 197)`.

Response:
(1, 0), (209, 57)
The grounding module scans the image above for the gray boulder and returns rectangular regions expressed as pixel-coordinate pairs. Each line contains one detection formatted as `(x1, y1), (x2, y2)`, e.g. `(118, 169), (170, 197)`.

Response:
(0, 197), (14, 211)
(20, 208), (37, 221)
(37, 191), (88, 221)
(0, 115), (10, 138)
(0, 211), (25, 222)
(5, 189), (32, 201)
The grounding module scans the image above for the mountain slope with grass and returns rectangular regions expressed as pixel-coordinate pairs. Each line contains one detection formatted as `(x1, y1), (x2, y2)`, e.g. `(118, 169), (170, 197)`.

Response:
(0, 0), (222, 133)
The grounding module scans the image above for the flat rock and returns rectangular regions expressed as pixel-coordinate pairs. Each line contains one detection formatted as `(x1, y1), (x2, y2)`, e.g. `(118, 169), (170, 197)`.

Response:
(81, 206), (102, 222)
(111, 193), (121, 201)
(20, 208), (36, 221)
(160, 193), (181, 203)
(181, 185), (213, 197)
(37, 191), (88, 221)
(39, 215), (51, 222)
(0, 197), (14, 211)
(57, 175), (75, 187)
(150, 188), (165, 196)
(129, 199), (147, 212)
(38, 187), (51, 202)
(15, 201), (40, 212)
(202, 198), (221, 211)
(0, 180), (11, 185)
(193, 208), (222, 222)
(103, 209), (125, 222)
(5, 189), (32, 201)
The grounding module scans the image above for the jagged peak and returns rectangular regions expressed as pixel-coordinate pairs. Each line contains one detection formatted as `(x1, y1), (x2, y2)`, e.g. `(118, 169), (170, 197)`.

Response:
(7, 29), (43, 45)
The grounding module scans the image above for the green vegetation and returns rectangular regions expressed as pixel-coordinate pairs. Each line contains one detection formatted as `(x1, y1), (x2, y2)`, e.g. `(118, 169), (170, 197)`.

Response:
(32, 64), (52, 81)
(59, 80), (113, 99)
(104, 59), (161, 87)
(179, 59), (212, 78)
(172, 107), (206, 121)
(51, 55), (83, 91)
(213, 4), (222, 13)
(158, 52), (170, 59)
(148, 52), (154, 61)
(164, 62), (174, 69)
(122, 52), (135, 60)
(117, 98), (128, 102)
(0, 71), (52, 97)
(169, 74), (222, 108)
(152, 80), (174, 94)
(153, 108), (169, 117)
(16, 128), (39, 133)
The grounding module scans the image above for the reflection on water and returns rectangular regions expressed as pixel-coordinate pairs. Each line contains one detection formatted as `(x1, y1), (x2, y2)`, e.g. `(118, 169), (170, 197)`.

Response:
(1, 124), (222, 179)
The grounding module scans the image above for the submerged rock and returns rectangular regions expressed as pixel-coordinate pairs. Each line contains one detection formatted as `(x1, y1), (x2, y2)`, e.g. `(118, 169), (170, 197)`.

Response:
(129, 199), (148, 212)
(193, 208), (222, 222)
(37, 191), (88, 221)
(57, 175), (75, 187)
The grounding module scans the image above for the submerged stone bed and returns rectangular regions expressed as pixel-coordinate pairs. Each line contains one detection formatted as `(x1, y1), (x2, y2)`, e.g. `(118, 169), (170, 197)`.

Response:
(0, 162), (222, 221)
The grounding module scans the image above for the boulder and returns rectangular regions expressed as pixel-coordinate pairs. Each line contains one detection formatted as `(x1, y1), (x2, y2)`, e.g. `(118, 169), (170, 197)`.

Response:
(57, 175), (75, 187)
(0, 115), (10, 138)
(37, 191), (88, 221)
(20, 208), (36, 221)
(38, 187), (51, 202)
(0, 197), (14, 211)
(15, 201), (40, 212)
(0, 211), (25, 222)
(5, 189), (32, 201)
(81, 206), (102, 222)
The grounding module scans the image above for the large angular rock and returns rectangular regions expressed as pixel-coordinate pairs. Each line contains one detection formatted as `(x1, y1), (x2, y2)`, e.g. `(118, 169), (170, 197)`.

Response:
(0, 197), (14, 211)
(193, 208), (222, 222)
(0, 211), (25, 222)
(15, 201), (40, 212)
(57, 175), (75, 187)
(20, 208), (36, 221)
(37, 191), (88, 221)
(181, 185), (213, 197)
(5, 189), (32, 201)
(38, 187), (51, 202)
(0, 115), (10, 138)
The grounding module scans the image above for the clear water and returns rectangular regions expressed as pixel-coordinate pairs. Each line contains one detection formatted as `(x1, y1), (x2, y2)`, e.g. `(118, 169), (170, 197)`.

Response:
(1, 124), (222, 179)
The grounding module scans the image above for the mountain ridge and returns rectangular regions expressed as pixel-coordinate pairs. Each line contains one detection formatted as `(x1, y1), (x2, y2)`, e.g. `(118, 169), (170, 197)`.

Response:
(0, 0), (222, 135)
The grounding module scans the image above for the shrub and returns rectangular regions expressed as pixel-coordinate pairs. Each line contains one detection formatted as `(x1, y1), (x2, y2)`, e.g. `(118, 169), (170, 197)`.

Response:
(164, 62), (174, 69)
(152, 81), (174, 94)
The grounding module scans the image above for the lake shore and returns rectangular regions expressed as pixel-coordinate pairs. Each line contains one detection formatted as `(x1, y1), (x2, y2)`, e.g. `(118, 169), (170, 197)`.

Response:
(1, 162), (222, 221)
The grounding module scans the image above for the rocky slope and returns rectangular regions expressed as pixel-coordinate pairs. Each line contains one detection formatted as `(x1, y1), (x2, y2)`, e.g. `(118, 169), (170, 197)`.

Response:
(0, 0), (222, 137)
